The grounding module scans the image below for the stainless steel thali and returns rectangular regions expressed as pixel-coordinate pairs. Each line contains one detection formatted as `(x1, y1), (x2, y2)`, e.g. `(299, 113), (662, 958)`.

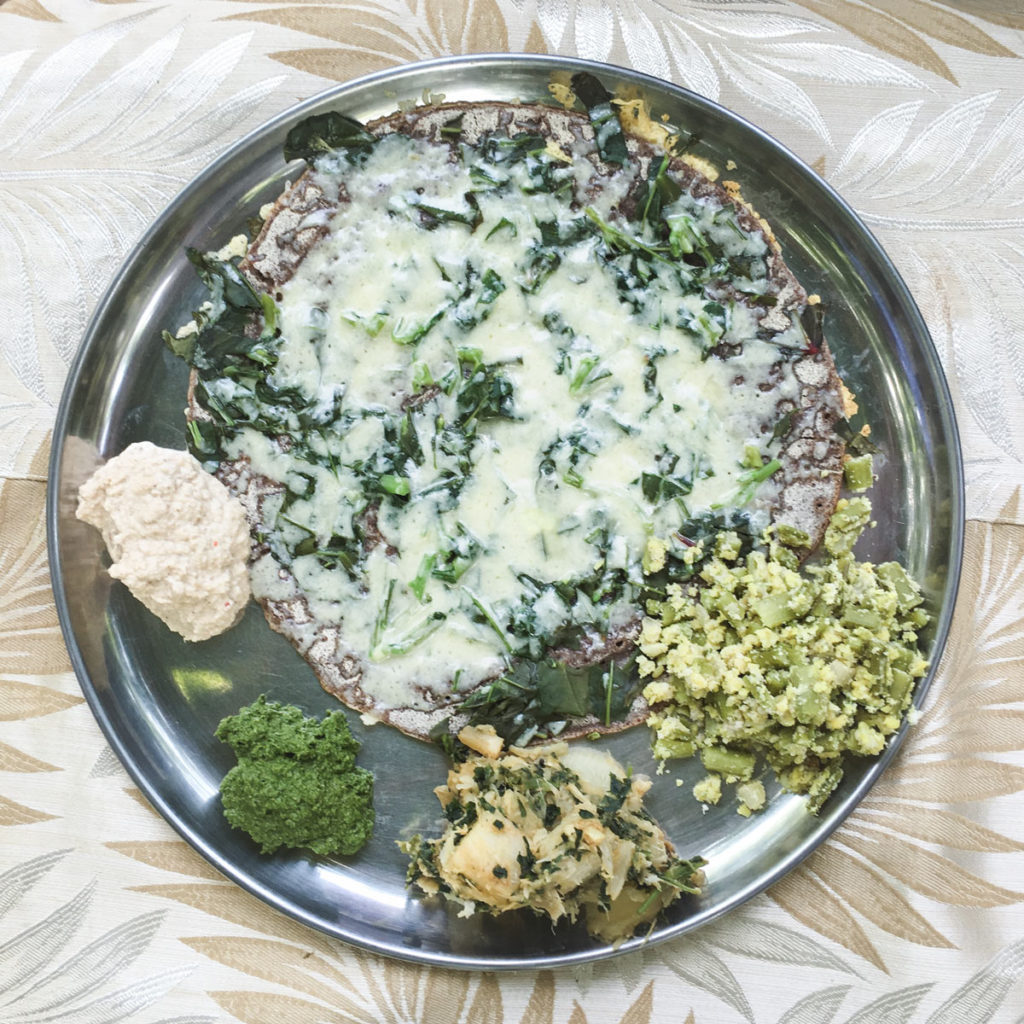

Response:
(47, 54), (964, 969)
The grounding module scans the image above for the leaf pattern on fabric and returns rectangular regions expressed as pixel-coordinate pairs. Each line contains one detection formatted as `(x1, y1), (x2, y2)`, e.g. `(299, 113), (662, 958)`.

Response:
(0, 739), (58, 772)
(828, 92), (1024, 514)
(208, 991), (355, 1024)
(830, 100), (924, 189)
(658, 939), (754, 1021)
(181, 937), (373, 1015)
(840, 832), (1021, 908)
(640, 914), (863, 1018)
(779, 985), (851, 1024)
(220, 0), (932, 150)
(872, 757), (1024, 805)
(0, 677), (83, 721)
(717, 46), (832, 144)
(520, 971), (554, 1024)
(801, 844), (953, 947)
(132, 882), (317, 945)
(0, 0), (59, 21)
(850, 92), (999, 206)
(755, 41), (924, 86)
(618, 981), (653, 1024)
(0, 849), (69, 919)
(0, 13), (287, 475)
(225, 0), (527, 83)
(0, 479), (71, 676)
(105, 840), (226, 880)
(770, 868), (886, 971)
(787, 0), (956, 82)
(924, 938), (1024, 1024)
(123, 785), (165, 817)
(699, 917), (861, 975)
(858, 0), (1016, 57)
(841, 982), (933, 1024)
(466, 973), (503, 1024)
(192, 938), (511, 1024)
(0, 860), (200, 1023)
(0, 794), (57, 826)
(854, 804), (1024, 853)
(940, 0), (1024, 30)
(562, 984), (657, 1024)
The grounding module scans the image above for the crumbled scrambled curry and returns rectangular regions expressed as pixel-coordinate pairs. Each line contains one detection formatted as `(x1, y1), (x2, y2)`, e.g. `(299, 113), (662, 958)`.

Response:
(401, 726), (704, 943)
(639, 498), (929, 814)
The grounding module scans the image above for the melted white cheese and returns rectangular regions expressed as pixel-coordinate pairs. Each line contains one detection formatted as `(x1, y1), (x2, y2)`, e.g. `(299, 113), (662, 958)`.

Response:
(228, 133), (801, 709)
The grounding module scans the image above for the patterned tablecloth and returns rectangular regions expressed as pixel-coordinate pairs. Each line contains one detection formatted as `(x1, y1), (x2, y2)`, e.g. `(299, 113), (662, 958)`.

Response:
(2, 1), (1023, 1021)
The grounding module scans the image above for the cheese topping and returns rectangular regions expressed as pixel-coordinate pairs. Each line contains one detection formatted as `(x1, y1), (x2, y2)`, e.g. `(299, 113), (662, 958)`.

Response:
(194, 129), (809, 711)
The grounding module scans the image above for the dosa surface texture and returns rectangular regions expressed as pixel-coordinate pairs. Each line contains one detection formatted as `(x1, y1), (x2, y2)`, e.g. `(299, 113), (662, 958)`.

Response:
(184, 99), (846, 741)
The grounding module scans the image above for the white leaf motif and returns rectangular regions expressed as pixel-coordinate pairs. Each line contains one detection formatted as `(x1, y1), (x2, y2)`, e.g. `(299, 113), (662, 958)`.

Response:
(0, 12), (154, 157)
(572, 2), (615, 62)
(535, 0), (571, 52)
(0, 855), (204, 1024)
(34, 30), (184, 162)
(15, 966), (197, 1024)
(0, 50), (32, 106)
(703, 917), (859, 975)
(925, 938), (1024, 1024)
(779, 986), (852, 1024)
(9, 912), (165, 1017)
(968, 95), (1024, 209)
(663, 22), (720, 100)
(717, 47), (831, 145)
(694, 8), (821, 38)
(107, 33), (264, 163)
(952, 251), (1024, 464)
(841, 983), (932, 1024)
(659, 938), (755, 1021)
(761, 42), (924, 88)
(0, 11), (292, 473)
(156, 78), (289, 168)
(994, 244), (1024, 406)
(0, 849), (70, 921)
(0, 883), (94, 996)
(831, 101), (923, 190)
(620, 8), (671, 81)
(871, 92), (999, 202)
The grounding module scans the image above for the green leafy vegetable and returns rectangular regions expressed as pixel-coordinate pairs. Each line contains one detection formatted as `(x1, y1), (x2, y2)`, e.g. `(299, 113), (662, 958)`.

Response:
(283, 111), (377, 164)
(570, 71), (629, 166)
(836, 416), (881, 456)
(216, 696), (373, 856)
(455, 653), (640, 747)
(800, 301), (825, 353)
(640, 152), (683, 229)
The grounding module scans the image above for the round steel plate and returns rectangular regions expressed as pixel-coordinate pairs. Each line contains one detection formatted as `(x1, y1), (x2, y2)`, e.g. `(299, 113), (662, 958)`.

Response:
(47, 54), (964, 969)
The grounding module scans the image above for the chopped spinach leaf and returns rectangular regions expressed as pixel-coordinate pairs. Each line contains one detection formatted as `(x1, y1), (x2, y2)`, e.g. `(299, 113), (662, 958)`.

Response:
(283, 111), (377, 164)
(800, 301), (825, 354)
(835, 416), (881, 455)
(402, 190), (483, 232)
(440, 113), (465, 140)
(639, 152), (683, 230)
(570, 71), (629, 167)
(457, 654), (639, 747)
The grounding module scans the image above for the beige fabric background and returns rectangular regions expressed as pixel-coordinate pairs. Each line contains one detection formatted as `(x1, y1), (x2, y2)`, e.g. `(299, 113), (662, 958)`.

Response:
(1, 1), (1023, 1021)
